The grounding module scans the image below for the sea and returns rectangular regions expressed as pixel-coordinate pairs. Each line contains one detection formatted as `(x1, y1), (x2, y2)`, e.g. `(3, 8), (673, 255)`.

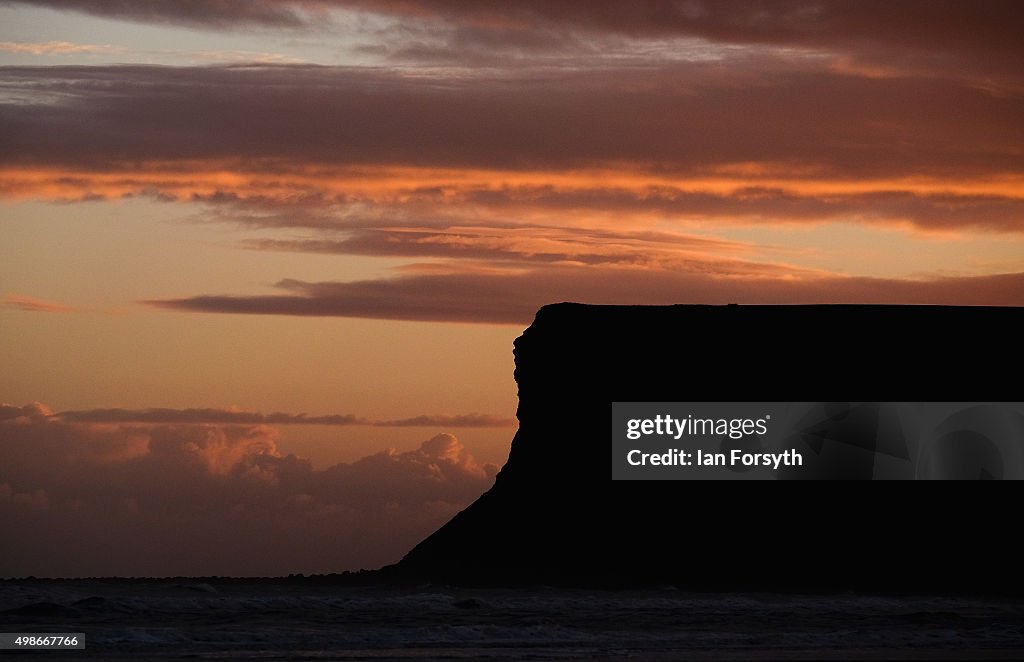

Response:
(1, 579), (1022, 660)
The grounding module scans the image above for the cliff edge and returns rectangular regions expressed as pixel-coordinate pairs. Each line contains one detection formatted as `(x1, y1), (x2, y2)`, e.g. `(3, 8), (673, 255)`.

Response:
(392, 304), (1023, 591)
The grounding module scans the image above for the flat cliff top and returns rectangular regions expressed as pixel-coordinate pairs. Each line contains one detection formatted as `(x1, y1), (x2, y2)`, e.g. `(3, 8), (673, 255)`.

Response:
(527, 301), (1023, 327)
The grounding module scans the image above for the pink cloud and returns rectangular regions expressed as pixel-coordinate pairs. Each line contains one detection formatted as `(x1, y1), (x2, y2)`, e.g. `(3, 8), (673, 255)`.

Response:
(0, 403), (498, 577)
(2, 294), (78, 313)
(376, 413), (517, 428)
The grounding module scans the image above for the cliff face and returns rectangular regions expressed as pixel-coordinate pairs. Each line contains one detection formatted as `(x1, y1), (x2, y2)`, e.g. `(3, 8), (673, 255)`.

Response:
(394, 304), (1024, 591)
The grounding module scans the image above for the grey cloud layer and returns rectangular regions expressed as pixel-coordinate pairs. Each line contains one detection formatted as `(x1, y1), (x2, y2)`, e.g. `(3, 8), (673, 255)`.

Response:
(56, 407), (514, 427)
(7, 1), (1022, 60)
(6, 1), (1021, 92)
(2, 63), (1021, 178)
(1, 0), (320, 28)
(151, 268), (1024, 325)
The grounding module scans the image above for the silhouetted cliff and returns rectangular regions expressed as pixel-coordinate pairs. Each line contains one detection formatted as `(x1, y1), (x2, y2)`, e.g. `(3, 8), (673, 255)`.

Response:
(391, 304), (1024, 592)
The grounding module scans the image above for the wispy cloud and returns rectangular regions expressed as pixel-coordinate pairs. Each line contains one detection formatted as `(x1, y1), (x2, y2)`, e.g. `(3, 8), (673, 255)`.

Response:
(1, 293), (78, 313)
(148, 268), (1024, 325)
(56, 407), (368, 426)
(55, 406), (516, 428)
(187, 49), (307, 64)
(1, 63), (1020, 233)
(1, 63), (1020, 180)
(377, 413), (516, 428)
(6, 2), (1021, 87)
(2, 0), (323, 29)
(0, 40), (121, 55)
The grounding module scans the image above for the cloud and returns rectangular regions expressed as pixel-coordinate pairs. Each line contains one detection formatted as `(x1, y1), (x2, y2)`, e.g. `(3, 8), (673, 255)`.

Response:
(377, 414), (516, 428)
(244, 226), (757, 269)
(54, 407), (515, 428)
(7, 2), (1021, 65)
(0, 402), (53, 422)
(3, 3), (1019, 95)
(57, 407), (368, 426)
(1, 293), (78, 313)
(340, 0), (1024, 94)
(148, 267), (1024, 325)
(1, 13), (1019, 319)
(454, 188), (1024, 234)
(186, 49), (307, 65)
(0, 40), (120, 55)
(350, 0), (1024, 56)
(1, 63), (1020, 181)
(0, 55), (1020, 235)
(4, 164), (1022, 234)
(2, 0), (324, 28)
(1, 62), (1020, 240)
(228, 186), (1024, 236)
(0, 403), (499, 576)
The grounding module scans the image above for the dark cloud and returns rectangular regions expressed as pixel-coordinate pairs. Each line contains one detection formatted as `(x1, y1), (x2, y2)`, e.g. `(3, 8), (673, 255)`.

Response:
(55, 407), (515, 428)
(8, 1), (1022, 63)
(1, 63), (1021, 180)
(350, 0), (1024, 57)
(377, 414), (516, 428)
(0, 0), (319, 28)
(149, 267), (1024, 325)
(0, 402), (52, 422)
(0, 404), (498, 576)
(5, 2), (1020, 93)
(57, 407), (368, 425)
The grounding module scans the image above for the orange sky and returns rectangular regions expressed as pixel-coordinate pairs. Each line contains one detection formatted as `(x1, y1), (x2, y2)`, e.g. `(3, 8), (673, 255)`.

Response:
(1, 0), (1022, 576)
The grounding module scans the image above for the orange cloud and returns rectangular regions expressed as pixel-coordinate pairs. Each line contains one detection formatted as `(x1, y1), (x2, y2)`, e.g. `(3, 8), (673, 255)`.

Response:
(2, 165), (1022, 234)
(1, 293), (78, 313)
(0, 41), (119, 55)
(1, 52), (1020, 322)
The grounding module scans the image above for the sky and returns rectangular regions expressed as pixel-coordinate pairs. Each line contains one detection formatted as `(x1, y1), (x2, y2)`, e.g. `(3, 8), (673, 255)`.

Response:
(1, 1), (1023, 576)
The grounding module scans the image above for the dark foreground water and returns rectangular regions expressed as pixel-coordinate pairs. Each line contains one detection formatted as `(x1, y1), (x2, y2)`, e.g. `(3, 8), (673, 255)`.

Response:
(1, 580), (1022, 660)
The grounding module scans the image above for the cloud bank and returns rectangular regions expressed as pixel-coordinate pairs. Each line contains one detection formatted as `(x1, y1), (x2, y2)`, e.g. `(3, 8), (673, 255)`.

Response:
(8, 1), (1022, 67)
(0, 402), (499, 577)
(54, 407), (515, 428)
(2, 63), (1020, 179)
(150, 269), (1024, 325)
